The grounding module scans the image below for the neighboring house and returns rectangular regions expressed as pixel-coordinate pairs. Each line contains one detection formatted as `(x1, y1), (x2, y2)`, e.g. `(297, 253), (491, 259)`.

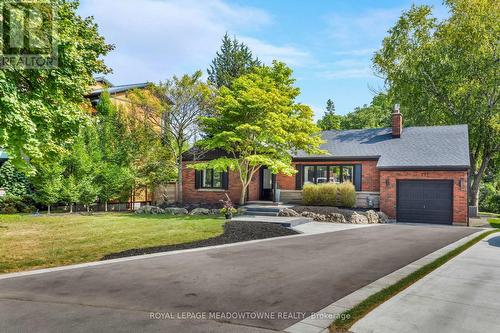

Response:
(183, 109), (470, 226)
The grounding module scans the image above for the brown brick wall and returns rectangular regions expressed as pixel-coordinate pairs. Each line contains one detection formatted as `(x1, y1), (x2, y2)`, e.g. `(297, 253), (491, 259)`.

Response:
(379, 170), (468, 225)
(276, 161), (380, 192)
(182, 163), (259, 205)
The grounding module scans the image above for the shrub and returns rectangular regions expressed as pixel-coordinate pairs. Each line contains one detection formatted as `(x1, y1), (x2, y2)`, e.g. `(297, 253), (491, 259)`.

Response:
(303, 183), (338, 206)
(0, 195), (35, 214)
(338, 182), (356, 208)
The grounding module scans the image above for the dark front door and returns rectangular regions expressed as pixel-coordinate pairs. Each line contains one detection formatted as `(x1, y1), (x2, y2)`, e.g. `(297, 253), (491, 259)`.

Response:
(260, 168), (274, 201)
(397, 180), (453, 224)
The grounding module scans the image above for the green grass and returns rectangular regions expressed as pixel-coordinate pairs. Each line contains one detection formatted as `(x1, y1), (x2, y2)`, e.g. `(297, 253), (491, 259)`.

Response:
(488, 218), (500, 228)
(0, 213), (224, 274)
(330, 229), (499, 332)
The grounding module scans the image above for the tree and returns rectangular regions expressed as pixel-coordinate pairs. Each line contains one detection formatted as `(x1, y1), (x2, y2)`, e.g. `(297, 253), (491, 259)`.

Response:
(207, 33), (261, 88)
(60, 176), (79, 213)
(340, 93), (392, 130)
(0, 0), (113, 169)
(0, 161), (30, 197)
(31, 162), (63, 214)
(317, 99), (342, 130)
(129, 72), (213, 205)
(373, 0), (500, 207)
(94, 92), (134, 210)
(194, 61), (324, 205)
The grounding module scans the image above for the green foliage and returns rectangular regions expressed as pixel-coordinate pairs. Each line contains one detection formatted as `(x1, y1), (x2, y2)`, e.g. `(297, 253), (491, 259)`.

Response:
(0, 195), (35, 214)
(302, 183), (338, 206)
(480, 181), (500, 214)
(31, 161), (63, 210)
(373, 0), (500, 205)
(0, 161), (30, 197)
(317, 99), (342, 130)
(207, 33), (261, 88)
(195, 61), (325, 204)
(338, 182), (356, 208)
(0, 0), (113, 168)
(340, 94), (393, 130)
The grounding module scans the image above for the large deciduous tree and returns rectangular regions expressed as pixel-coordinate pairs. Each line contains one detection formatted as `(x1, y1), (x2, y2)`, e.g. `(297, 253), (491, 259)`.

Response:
(340, 93), (392, 130)
(129, 72), (213, 204)
(0, 0), (113, 168)
(373, 0), (500, 207)
(207, 33), (261, 88)
(194, 61), (324, 205)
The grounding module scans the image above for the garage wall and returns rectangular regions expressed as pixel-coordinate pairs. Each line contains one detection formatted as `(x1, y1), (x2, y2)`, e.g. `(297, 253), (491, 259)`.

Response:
(379, 170), (468, 225)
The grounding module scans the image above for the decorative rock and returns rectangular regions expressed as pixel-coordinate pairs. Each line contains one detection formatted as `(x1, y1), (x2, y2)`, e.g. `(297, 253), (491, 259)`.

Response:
(210, 209), (221, 215)
(278, 208), (300, 217)
(350, 212), (369, 224)
(164, 207), (188, 215)
(135, 205), (165, 214)
(190, 208), (211, 215)
(377, 211), (389, 223)
(366, 210), (380, 224)
(325, 213), (347, 223)
(300, 211), (327, 221)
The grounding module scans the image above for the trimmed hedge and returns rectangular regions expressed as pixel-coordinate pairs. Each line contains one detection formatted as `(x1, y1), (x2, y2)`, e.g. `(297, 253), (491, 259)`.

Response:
(302, 182), (356, 208)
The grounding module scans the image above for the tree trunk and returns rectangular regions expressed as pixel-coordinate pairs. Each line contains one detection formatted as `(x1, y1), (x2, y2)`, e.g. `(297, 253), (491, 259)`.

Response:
(239, 184), (247, 206)
(105, 201), (108, 212)
(47, 205), (51, 215)
(69, 203), (73, 213)
(469, 154), (491, 207)
(177, 158), (183, 205)
(86, 205), (90, 213)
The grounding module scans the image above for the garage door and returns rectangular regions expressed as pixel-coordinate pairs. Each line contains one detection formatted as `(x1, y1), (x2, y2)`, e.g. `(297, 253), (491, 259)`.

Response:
(397, 180), (453, 224)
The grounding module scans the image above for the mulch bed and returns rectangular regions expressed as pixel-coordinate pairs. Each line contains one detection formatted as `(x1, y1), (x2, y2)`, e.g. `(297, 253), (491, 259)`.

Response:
(101, 221), (299, 260)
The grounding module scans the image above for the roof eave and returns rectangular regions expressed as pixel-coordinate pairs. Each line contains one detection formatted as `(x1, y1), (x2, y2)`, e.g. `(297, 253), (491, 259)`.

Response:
(292, 155), (380, 162)
(377, 165), (470, 171)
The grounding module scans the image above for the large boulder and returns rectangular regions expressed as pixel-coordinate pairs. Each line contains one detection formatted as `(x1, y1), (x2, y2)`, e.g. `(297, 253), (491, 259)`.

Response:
(377, 211), (389, 223)
(350, 212), (369, 224)
(164, 207), (188, 215)
(278, 208), (300, 217)
(135, 205), (165, 214)
(300, 211), (326, 221)
(325, 213), (347, 223)
(189, 208), (211, 215)
(366, 210), (380, 224)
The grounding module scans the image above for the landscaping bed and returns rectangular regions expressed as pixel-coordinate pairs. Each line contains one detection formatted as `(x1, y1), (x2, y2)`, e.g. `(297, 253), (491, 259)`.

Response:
(279, 205), (388, 224)
(102, 220), (299, 260)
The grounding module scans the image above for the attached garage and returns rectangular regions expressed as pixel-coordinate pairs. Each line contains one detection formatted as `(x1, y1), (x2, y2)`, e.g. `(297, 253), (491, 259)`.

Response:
(397, 180), (453, 225)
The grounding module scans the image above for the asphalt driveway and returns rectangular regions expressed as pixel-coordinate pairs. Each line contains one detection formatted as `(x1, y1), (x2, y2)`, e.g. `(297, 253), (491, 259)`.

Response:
(0, 224), (478, 333)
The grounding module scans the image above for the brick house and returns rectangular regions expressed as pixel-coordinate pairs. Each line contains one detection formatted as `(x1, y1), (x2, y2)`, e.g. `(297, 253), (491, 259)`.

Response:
(183, 110), (470, 225)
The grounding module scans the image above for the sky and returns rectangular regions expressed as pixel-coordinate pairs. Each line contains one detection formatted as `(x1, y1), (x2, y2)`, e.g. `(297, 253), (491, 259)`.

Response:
(78, 0), (447, 119)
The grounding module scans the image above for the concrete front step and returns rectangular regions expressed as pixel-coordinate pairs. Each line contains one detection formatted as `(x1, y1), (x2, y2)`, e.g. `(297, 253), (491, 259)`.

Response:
(245, 211), (279, 217)
(231, 215), (312, 227)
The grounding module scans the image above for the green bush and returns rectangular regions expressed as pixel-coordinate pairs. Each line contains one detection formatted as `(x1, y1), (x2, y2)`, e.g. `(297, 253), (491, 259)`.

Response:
(0, 195), (35, 214)
(302, 182), (356, 207)
(338, 182), (356, 208)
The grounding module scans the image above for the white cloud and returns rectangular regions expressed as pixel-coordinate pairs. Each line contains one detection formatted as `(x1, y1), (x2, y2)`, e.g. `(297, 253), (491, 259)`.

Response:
(239, 36), (312, 67)
(78, 0), (275, 84)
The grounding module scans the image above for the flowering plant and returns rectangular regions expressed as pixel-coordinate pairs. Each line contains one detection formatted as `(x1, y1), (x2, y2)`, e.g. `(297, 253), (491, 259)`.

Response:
(219, 194), (237, 215)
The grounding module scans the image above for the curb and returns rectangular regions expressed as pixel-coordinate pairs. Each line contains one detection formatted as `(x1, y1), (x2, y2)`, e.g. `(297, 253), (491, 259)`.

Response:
(284, 228), (491, 333)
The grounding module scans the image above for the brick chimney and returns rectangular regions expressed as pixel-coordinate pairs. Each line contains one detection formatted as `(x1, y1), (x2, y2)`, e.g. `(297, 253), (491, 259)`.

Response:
(392, 104), (403, 138)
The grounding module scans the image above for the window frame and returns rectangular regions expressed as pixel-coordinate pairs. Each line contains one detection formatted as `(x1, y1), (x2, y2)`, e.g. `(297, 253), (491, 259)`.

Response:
(200, 169), (224, 189)
(301, 165), (356, 186)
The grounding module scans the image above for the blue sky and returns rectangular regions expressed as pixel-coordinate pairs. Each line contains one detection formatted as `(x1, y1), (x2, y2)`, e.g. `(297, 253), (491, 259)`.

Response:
(78, 0), (446, 119)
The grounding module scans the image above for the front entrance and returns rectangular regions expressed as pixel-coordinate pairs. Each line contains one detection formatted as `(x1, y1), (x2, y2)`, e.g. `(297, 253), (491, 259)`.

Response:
(260, 167), (275, 201)
(397, 180), (453, 224)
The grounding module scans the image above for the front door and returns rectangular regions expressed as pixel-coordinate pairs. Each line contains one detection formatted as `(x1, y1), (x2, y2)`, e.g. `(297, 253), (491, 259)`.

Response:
(260, 167), (274, 201)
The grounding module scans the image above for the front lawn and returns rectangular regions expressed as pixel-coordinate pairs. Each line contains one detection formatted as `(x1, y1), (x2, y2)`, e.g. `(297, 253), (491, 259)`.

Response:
(0, 213), (224, 274)
(489, 218), (500, 228)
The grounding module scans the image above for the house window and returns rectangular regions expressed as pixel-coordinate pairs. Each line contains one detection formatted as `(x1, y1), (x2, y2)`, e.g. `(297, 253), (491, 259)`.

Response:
(301, 165), (356, 186)
(201, 169), (223, 189)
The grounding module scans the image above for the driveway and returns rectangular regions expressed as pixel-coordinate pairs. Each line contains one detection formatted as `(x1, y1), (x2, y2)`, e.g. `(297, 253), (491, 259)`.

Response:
(351, 232), (500, 333)
(0, 224), (478, 333)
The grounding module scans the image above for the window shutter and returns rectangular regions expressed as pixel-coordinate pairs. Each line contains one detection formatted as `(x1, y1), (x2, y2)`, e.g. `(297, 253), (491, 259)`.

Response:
(354, 164), (362, 191)
(195, 170), (202, 189)
(295, 165), (303, 190)
(222, 169), (229, 190)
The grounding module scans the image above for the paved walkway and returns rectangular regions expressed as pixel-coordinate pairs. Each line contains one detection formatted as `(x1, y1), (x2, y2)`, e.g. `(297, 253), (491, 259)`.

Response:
(292, 221), (375, 234)
(0, 225), (478, 333)
(352, 232), (500, 333)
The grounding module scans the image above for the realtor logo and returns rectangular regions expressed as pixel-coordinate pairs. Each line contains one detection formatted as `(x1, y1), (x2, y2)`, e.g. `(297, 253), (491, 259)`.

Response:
(0, 0), (57, 68)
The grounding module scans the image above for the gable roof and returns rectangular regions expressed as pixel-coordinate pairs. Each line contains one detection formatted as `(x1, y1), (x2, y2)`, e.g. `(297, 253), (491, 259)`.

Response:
(294, 125), (470, 170)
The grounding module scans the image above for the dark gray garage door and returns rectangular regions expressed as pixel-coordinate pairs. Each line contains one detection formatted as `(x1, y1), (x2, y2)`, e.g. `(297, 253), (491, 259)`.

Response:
(397, 180), (453, 224)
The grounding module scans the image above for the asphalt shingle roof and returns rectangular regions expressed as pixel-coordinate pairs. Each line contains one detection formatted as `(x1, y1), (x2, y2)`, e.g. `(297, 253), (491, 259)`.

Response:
(294, 125), (470, 169)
